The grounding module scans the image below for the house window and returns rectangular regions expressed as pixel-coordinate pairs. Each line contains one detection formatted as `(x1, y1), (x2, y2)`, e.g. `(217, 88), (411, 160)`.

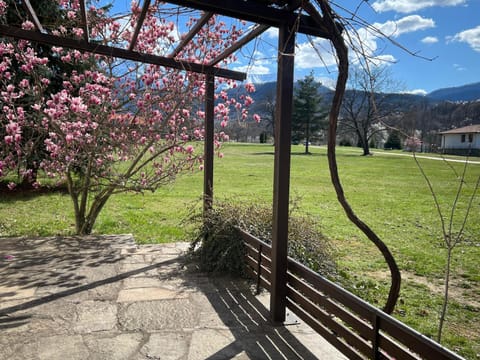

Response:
(468, 133), (473, 143)
(461, 134), (466, 143)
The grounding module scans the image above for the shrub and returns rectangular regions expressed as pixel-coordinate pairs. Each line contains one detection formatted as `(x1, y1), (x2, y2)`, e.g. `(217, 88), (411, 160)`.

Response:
(188, 199), (336, 278)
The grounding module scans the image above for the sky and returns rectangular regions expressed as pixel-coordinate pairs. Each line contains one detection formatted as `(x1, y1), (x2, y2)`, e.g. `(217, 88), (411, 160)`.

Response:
(231, 0), (480, 95)
(109, 0), (480, 95)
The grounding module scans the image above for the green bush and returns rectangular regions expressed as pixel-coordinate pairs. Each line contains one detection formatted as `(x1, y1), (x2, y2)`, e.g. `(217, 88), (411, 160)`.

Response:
(188, 199), (336, 278)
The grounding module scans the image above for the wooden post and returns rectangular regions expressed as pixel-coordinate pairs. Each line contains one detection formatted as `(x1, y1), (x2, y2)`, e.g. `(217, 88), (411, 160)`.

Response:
(204, 73), (215, 213)
(270, 22), (295, 323)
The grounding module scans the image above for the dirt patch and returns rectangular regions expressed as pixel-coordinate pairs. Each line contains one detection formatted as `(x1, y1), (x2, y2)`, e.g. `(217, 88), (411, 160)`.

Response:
(369, 270), (480, 309)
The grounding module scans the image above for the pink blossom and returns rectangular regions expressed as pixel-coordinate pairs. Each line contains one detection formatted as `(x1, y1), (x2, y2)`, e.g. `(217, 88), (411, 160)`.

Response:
(21, 21), (35, 30)
(19, 79), (29, 88)
(4, 135), (13, 145)
(253, 114), (261, 123)
(245, 83), (256, 93)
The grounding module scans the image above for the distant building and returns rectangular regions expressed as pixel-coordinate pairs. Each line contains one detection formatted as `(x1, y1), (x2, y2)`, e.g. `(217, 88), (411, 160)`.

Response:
(439, 125), (480, 156)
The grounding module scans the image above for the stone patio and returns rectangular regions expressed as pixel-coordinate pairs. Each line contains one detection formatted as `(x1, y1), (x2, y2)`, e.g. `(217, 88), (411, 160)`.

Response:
(0, 234), (346, 360)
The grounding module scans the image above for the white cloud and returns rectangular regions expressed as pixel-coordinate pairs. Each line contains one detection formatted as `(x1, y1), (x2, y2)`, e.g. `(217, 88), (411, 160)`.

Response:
(453, 63), (467, 71)
(373, 15), (435, 38)
(295, 38), (338, 69)
(372, 0), (466, 13)
(448, 25), (480, 52)
(264, 27), (278, 39)
(251, 50), (274, 65)
(421, 36), (439, 44)
(403, 89), (428, 95)
(314, 76), (337, 90)
(232, 64), (271, 75)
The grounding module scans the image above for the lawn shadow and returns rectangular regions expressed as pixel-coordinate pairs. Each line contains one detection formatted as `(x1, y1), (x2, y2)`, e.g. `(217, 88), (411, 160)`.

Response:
(252, 151), (326, 157)
(0, 181), (68, 202)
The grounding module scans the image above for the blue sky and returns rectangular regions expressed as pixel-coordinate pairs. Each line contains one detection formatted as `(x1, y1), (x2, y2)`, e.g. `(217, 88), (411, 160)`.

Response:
(233, 0), (480, 94)
(109, 1), (479, 94)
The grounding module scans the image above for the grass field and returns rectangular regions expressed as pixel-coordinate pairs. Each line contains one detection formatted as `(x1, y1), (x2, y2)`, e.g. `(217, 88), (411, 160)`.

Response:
(1, 143), (479, 358)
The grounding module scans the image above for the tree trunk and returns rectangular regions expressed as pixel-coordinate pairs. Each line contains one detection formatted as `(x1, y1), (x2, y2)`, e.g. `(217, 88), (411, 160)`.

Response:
(437, 249), (452, 343)
(362, 141), (370, 156)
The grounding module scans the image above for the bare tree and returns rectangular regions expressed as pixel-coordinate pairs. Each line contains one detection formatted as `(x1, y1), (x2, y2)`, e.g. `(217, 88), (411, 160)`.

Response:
(414, 153), (480, 343)
(340, 65), (400, 155)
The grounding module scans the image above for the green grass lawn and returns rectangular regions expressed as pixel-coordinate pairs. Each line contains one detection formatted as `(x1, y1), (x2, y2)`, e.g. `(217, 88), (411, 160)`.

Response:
(1, 143), (479, 358)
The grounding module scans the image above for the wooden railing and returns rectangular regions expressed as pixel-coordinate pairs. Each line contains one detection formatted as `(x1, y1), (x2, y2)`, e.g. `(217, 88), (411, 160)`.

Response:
(239, 229), (465, 360)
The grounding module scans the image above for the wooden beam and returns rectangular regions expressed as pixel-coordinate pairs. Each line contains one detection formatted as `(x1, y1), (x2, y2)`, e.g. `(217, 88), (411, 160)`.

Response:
(165, 0), (331, 39)
(79, 0), (90, 42)
(169, 12), (213, 58)
(21, 0), (44, 33)
(270, 21), (295, 323)
(203, 73), (215, 213)
(128, 0), (151, 51)
(209, 24), (269, 66)
(0, 25), (246, 81)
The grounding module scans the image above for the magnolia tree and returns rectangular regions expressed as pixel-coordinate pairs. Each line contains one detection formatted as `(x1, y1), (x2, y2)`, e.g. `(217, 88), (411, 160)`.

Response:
(0, 1), (259, 234)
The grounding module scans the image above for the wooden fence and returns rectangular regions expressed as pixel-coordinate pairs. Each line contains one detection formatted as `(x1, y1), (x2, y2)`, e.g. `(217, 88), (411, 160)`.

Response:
(239, 228), (465, 360)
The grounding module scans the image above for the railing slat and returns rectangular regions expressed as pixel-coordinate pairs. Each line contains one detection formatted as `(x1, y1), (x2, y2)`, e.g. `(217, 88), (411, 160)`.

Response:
(378, 333), (420, 360)
(378, 317), (462, 360)
(287, 285), (372, 357)
(244, 264), (271, 291)
(245, 254), (271, 285)
(245, 244), (272, 269)
(288, 259), (372, 319)
(287, 272), (372, 337)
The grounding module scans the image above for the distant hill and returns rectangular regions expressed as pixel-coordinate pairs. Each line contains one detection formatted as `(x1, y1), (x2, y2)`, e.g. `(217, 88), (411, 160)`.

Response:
(247, 80), (433, 112)
(248, 80), (480, 104)
(427, 82), (480, 102)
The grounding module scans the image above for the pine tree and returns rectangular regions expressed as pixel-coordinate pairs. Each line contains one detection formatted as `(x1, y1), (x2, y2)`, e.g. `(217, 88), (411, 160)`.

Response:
(292, 72), (327, 154)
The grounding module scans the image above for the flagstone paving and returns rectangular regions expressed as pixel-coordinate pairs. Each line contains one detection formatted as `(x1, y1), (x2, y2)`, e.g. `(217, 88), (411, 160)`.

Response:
(0, 234), (346, 360)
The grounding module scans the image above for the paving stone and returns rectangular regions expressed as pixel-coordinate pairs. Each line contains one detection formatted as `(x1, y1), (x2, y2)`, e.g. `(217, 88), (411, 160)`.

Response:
(122, 276), (164, 289)
(187, 329), (246, 360)
(73, 300), (117, 333)
(140, 332), (190, 360)
(83, 332), (144, 360)
(119, 299), (198, 331)
(117, 287), (188, 302)
(120, 263), (161, 277)
(11, 335), (89, 360)
(0, 285), (36, 300)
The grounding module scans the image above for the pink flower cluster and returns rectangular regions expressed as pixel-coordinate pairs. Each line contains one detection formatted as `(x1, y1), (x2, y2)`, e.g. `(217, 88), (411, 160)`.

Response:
(0, 2), (259, 192)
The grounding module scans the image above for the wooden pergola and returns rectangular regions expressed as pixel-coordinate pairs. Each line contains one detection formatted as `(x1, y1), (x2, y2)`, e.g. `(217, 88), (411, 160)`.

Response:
(0, 0), (333, 323)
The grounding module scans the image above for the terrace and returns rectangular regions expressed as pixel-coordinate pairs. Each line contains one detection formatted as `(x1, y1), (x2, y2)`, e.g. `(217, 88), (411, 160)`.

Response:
(0, 235), (345, 359)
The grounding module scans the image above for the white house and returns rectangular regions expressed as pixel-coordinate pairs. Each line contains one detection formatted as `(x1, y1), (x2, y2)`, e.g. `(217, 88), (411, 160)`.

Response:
(439, 124), (480, 156)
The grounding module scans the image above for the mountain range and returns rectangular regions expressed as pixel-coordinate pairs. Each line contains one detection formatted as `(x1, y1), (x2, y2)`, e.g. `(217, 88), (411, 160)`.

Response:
(248, 81), (480, 104)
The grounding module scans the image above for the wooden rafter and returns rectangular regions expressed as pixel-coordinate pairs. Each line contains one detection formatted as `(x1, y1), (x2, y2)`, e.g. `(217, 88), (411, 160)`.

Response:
(79, 0), (90, 42)
(0, 25), (246, 81)
(128, 0), (151, 51)
(169, 11), (213, 58)
(209, 24), (269, 66)
(21, 0), (44, 33)
(165, 0), (331, 39)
